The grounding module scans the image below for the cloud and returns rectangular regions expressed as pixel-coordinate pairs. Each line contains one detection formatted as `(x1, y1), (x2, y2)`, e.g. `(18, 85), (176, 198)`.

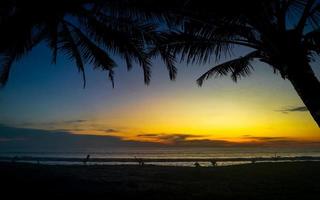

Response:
(1, 125), (319, 151)
(240, 135), (320, 147)
(0, 124), (160, 151)
(276, 106), (308, 114)
(16, 119), (89, 129)
(63, 119), (88, 123)
(137, 133), (208, 143)
(241, 135), (290, 142)
(105, 129), (120, 133)
(137, 133), (251, 147)
(136, 133), (320, 147)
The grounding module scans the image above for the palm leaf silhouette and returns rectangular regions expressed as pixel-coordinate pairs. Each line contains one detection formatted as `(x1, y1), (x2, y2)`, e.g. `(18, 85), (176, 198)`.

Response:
(0, 0), (176, 87)
(1, 0), (320, 127)
(59, 23), (86, 88)
(144, 0), (320, 126)
(197, 51), (259, 86)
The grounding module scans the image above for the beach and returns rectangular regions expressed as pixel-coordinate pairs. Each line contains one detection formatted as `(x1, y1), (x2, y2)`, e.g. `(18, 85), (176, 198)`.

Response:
(1, 161), (320, 199)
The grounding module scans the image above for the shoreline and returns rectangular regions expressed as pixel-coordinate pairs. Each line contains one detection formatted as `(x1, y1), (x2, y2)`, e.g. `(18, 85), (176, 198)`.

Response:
(1, 155), (319, 166)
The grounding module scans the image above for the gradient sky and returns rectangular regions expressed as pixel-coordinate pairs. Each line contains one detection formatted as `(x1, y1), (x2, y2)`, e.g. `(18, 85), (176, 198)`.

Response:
(0, 42), (320, 146)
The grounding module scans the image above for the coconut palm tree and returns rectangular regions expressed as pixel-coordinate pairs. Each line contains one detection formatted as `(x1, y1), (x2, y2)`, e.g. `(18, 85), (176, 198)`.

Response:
(155, 0), (320, 126)
(1, 0), (320, 127)
(0, 0), (176, 88)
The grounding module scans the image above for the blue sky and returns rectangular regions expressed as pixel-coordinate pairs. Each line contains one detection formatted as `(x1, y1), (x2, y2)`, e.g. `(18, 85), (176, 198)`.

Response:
(0, 41), (319, 145)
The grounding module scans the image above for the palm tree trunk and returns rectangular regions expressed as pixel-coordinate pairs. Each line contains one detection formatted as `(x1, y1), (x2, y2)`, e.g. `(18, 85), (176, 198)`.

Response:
(287, 62), (320, 127)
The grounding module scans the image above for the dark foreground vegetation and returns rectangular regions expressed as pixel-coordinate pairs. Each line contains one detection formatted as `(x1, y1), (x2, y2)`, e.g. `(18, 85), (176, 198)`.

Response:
(1, 161), (320, 199)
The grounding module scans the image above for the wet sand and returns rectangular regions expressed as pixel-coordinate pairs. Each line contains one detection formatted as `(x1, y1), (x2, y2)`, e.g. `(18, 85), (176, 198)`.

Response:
(1, 161), (320, 199)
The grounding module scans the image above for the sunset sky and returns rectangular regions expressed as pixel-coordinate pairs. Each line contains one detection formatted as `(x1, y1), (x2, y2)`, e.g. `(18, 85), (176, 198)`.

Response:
(0, 43), (319, 146)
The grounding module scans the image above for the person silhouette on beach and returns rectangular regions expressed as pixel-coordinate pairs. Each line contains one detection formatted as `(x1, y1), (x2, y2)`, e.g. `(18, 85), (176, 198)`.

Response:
(211, 160), (217, 167)
(194, 162), (201, 167)
(11, 156), (18, 163)
(134, 156), (144, 166)
(84, 154), (90, 165)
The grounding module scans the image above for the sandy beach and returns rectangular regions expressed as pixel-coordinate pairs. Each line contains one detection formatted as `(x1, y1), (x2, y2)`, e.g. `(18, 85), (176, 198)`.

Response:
(1, 161), (320, 199)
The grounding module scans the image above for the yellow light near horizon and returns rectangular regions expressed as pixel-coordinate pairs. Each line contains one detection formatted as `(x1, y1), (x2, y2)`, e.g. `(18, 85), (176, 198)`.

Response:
(85, 94), (320, 143)
(26, 72), (320, 145)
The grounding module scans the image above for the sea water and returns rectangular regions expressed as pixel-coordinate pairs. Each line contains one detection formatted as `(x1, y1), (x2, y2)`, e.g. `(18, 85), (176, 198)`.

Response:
(1, 147), (320, 166)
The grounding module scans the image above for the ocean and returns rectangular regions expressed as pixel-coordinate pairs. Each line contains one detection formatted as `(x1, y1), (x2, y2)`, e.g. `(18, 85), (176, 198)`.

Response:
(1, 146), (320, 166)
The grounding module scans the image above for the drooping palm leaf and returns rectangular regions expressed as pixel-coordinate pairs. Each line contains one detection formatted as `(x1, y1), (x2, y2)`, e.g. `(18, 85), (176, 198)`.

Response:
(67, 22), (116, 87)
(197, 51), (260, 86)
(59, 23), (86, 88)
(148, 34), (177, 80)
(158, 30), (258, 67)
(78, 10), (154, 84)
(0, 53), (15, 87)
(0, 0), (179, 87)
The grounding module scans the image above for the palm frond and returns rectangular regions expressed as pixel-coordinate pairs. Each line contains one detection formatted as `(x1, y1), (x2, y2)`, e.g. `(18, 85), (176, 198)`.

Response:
(0, 24), (44, 86)
(197, 51), (260, 86)
(0, 53), (15, 87)
(69, 23), (117, 84)
(158, 30), (245, 65)
(46, 21), (60, 64)
(148, 35), (177, 80)
(59, 23), (86, 88)
(70, 26), (115, 69)
(97, 0), (184, 27)
(159, 49), (177, 80)
(77, 11), (154, 84)
(108, 69), (115, 88)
